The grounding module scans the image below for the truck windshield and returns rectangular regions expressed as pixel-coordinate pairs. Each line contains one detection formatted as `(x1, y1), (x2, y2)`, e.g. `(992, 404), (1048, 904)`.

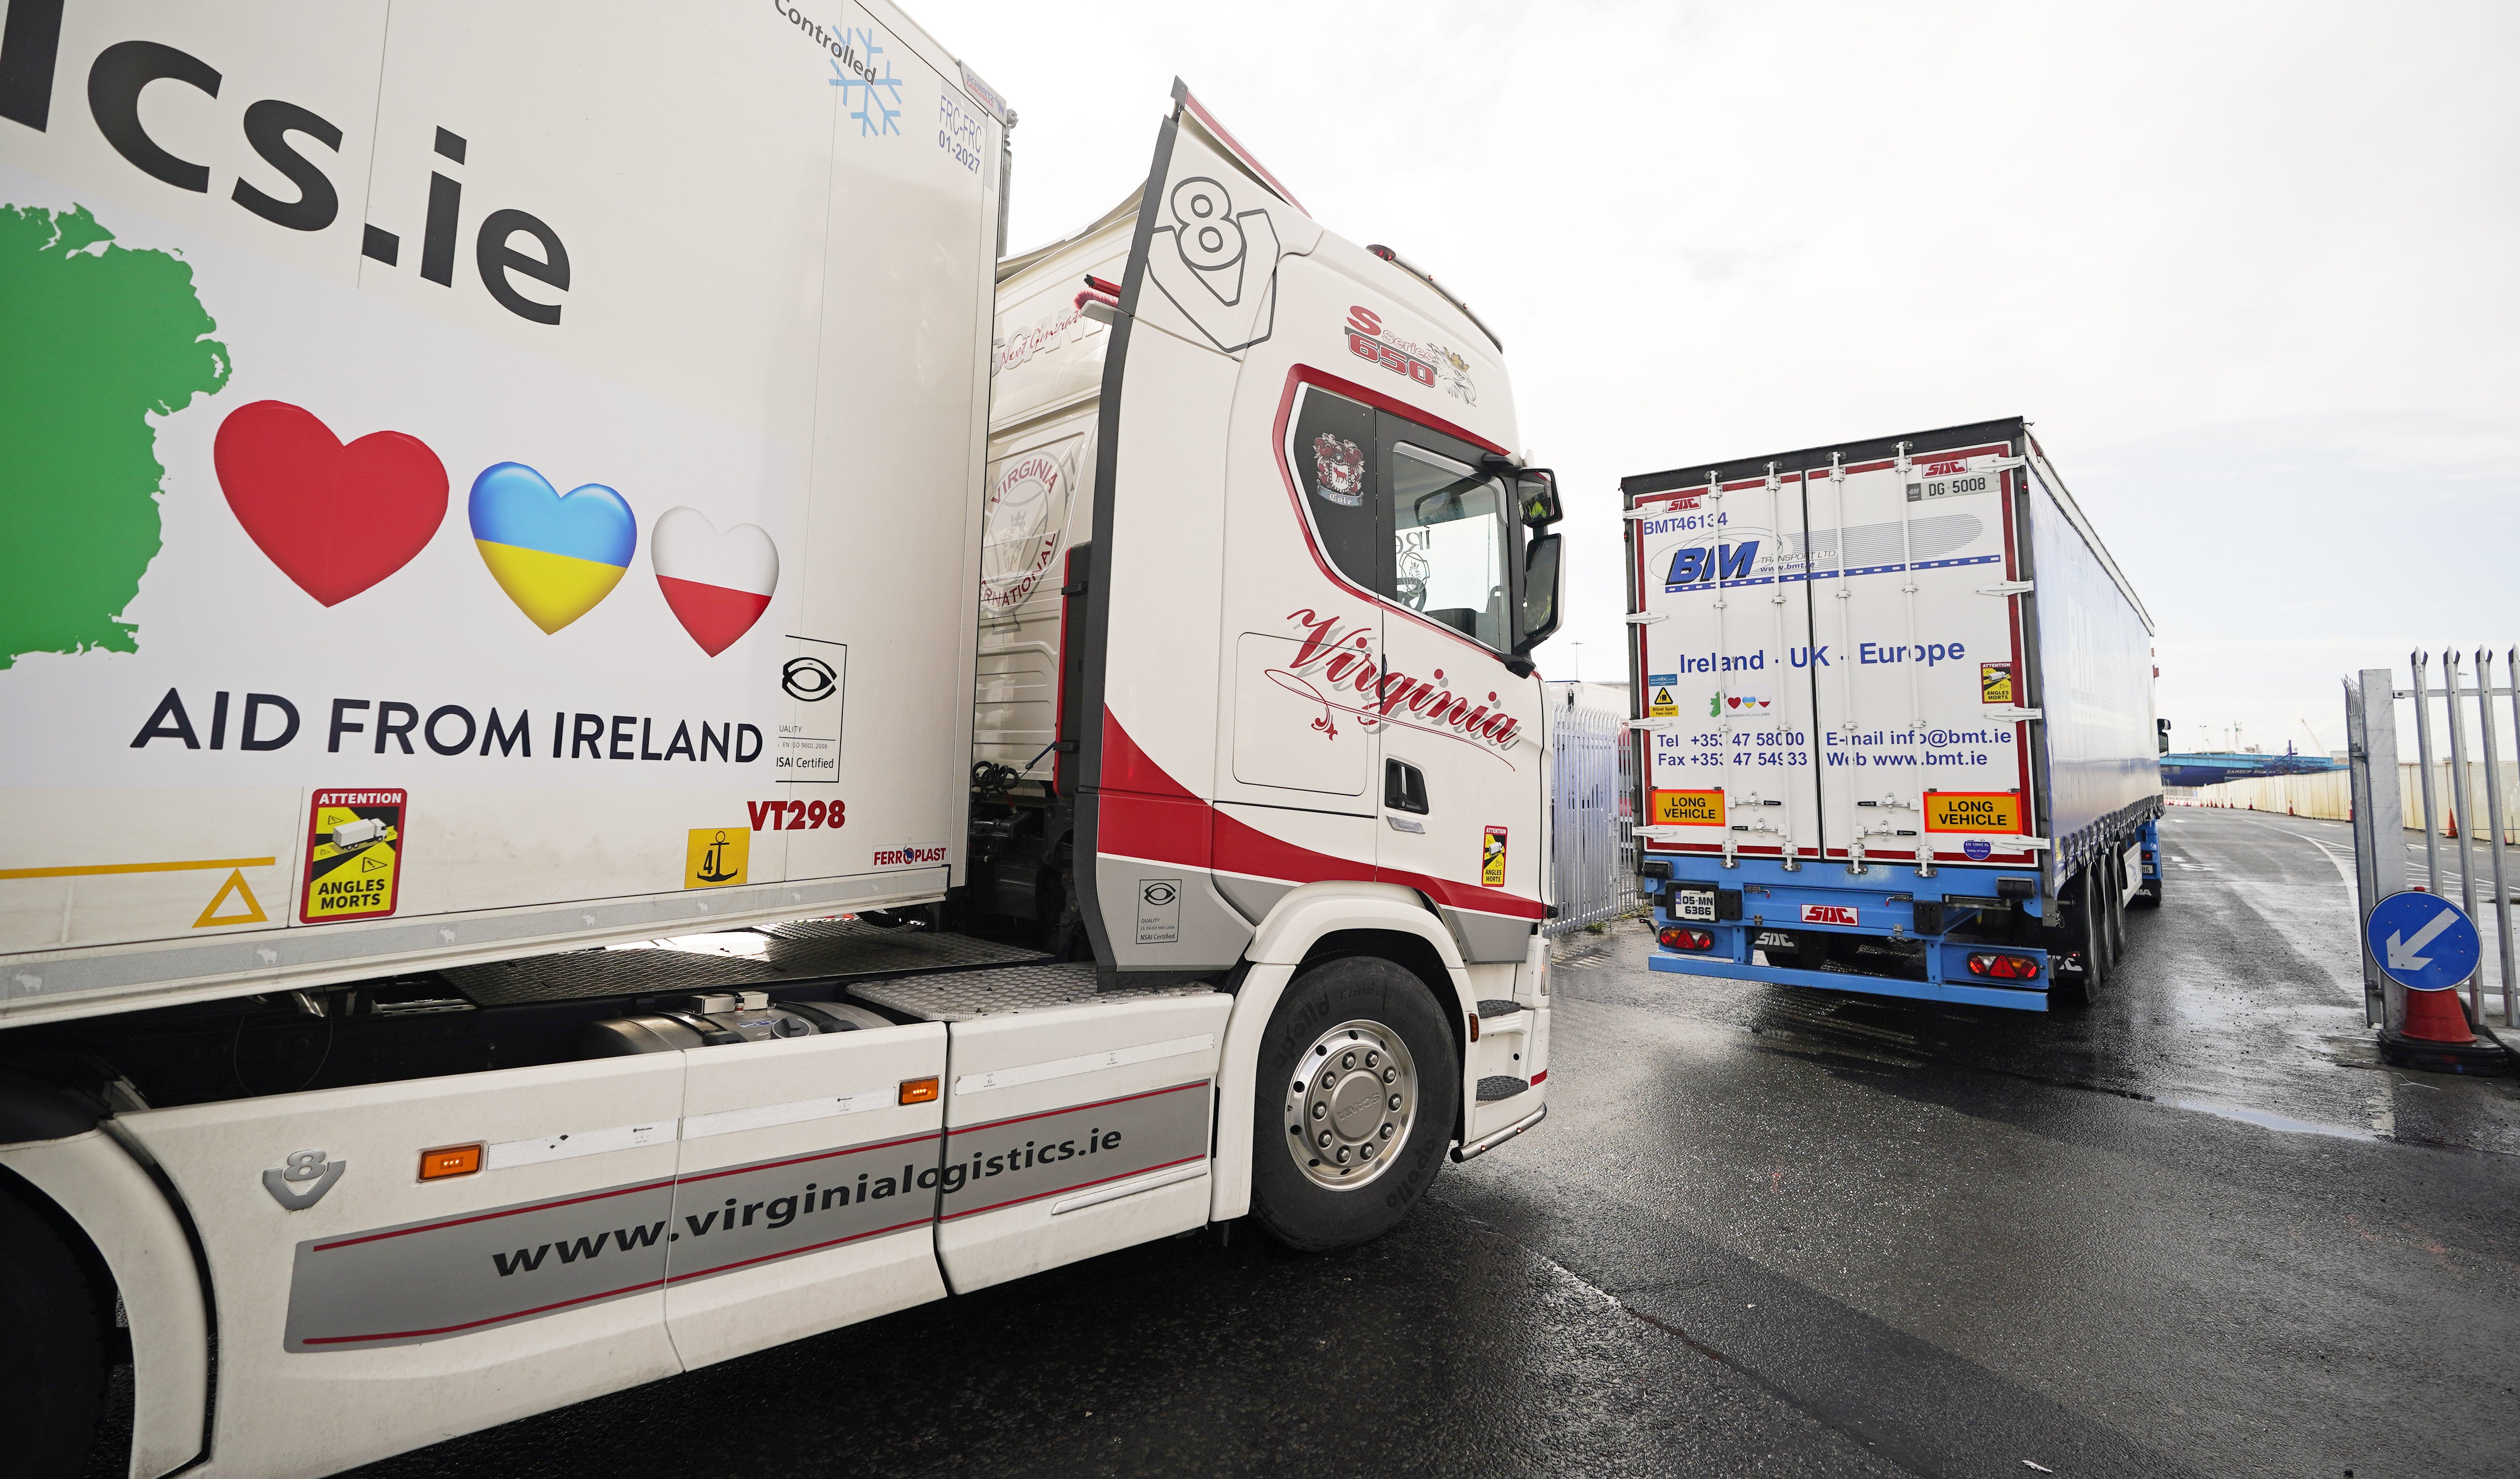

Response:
(1391, 443), (1510, 648)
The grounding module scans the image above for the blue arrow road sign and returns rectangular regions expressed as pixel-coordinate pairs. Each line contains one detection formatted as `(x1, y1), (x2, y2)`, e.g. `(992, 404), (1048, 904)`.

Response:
(2365, 891), (2482, 992)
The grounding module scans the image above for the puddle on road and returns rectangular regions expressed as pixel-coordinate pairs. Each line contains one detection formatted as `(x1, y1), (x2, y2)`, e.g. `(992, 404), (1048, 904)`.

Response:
(2170, 1098), (2374, 1141)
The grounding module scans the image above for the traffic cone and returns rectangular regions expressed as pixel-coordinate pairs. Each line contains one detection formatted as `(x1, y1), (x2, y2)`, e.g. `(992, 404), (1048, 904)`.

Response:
(2401, 987), (2474, 1044)
(2380, 984), (2512, 1075)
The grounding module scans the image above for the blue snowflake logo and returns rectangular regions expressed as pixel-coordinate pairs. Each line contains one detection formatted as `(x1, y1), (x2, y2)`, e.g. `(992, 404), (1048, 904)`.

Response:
(830, 27), (903, 137)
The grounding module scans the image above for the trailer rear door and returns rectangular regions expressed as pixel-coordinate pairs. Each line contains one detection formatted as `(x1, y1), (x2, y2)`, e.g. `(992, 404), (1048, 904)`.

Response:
(1630, 471), (1825, 864)
(1801, 441), (2042, 870)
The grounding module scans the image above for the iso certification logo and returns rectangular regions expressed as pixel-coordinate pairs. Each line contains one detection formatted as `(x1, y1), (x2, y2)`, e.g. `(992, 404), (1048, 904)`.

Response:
(783, 656), (837, 702)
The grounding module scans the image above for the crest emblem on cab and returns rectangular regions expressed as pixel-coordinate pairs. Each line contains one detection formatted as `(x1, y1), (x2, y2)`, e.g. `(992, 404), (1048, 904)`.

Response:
(1312, 434), (1364, 507)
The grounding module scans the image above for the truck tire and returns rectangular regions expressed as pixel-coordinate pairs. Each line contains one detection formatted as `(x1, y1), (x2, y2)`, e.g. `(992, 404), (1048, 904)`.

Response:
(2054, 868), (2108, 1007)
(0, 1188), (108, 1479)
(2102, 851), (2129, 968)
(1249, 955), (1459, 1252)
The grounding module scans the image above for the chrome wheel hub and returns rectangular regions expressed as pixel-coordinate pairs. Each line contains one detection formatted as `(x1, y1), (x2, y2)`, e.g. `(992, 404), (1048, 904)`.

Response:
(1283, 1019), (1416, 1190)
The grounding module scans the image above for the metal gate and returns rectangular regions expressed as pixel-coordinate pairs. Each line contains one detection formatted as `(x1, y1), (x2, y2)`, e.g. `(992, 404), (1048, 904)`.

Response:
(2344, 649), (2518, 1029)
(1547, 700), (1638, 937)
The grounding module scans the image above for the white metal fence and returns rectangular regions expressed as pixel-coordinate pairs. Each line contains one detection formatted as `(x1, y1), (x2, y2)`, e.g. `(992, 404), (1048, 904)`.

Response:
(1547, 701), (1639, 937)
(2345, 650), (2518, 1029)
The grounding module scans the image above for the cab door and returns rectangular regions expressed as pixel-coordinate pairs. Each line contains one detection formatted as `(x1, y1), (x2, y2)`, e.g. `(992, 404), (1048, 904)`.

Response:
(1370, 413), (1545, 962)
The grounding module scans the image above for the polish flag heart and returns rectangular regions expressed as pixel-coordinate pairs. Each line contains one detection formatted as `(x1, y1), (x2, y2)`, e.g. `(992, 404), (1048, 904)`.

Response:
(214, 401), (448, 606)
(651, 507), (778, 656)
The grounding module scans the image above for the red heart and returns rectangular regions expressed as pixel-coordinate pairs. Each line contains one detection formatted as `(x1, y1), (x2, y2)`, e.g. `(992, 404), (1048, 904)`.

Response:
(214, 400), (447, 607)
(1727, 696), (1741, 708)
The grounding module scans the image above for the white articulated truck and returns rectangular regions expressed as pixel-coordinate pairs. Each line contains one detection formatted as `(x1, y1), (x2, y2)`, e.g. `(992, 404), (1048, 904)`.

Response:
(1623, 420), (2161, 1011)
(0, 6), (1566, 1475)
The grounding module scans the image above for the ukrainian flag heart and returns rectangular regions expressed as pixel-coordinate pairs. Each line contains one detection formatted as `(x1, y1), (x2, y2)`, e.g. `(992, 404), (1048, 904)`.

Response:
(467, 463), (638, 633)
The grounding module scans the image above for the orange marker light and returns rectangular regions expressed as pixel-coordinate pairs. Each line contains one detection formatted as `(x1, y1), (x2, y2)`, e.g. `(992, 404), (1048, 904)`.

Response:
(899, 1076), (940, 1105)
(419, 1143), (482, 1180)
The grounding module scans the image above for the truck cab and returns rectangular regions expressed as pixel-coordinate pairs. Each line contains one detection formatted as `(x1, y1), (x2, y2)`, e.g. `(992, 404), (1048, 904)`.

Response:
(0, 58), (1562, 1479)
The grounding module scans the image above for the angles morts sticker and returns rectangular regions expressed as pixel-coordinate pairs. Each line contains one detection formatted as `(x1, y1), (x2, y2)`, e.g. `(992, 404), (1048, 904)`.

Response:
(300, 790), (405, 924)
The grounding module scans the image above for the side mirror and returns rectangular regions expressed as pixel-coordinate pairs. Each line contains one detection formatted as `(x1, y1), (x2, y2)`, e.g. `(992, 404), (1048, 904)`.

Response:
(2157, 717), (2171, 755)
(1515, 468), (1561, 527)
(1515, 532), (1563, 655)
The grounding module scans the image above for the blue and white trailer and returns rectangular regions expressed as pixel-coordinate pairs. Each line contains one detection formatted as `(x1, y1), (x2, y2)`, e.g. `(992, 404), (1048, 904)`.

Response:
(1621, 418), (2162, 1010)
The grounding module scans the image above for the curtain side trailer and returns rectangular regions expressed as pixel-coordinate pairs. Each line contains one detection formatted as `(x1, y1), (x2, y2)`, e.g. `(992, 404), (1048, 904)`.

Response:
(0, 9), (1565, 1476)
(1621, 417), (2161, 1011)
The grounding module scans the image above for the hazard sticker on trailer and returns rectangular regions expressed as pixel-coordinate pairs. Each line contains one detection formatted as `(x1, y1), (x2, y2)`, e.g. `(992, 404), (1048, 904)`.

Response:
(1650, 789), (1725, 827)
(1482, 827), (1508, 888)
(300, 790), (405, 924)
(1979, 662), (2014, 705)
(1646, 674), (1679, 718)
(1924, 792), (2021, 832)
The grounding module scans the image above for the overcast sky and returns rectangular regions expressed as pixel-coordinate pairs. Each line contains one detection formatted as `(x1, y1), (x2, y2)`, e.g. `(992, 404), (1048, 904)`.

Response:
(929, 0), (2519, 757)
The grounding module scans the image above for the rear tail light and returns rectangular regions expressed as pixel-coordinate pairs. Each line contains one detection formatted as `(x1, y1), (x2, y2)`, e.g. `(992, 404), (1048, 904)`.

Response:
(1966, 952), (2041, 980)
(1658, 926), (1715, 951)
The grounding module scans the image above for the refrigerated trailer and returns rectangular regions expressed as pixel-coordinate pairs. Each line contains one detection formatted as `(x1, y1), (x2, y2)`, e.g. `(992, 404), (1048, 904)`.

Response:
(0, 8), (1566, 1475)
(1622, 419), (2161, 1011)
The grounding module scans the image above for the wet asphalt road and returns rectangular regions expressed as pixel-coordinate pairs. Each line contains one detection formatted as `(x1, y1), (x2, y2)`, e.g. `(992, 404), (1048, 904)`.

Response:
(331, 807), (2518, 1479)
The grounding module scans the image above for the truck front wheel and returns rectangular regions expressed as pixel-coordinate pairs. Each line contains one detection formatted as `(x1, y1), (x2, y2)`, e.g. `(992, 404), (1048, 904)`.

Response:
(1248, 956), (1460, 1252)
(0, 1185), (109, 1479)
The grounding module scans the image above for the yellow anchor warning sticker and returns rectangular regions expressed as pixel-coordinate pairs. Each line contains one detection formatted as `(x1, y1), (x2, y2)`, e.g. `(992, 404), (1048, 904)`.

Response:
(685, 827), (750, 889)
(1979, 662), (2014, 705)
(300, 790), (405, 924)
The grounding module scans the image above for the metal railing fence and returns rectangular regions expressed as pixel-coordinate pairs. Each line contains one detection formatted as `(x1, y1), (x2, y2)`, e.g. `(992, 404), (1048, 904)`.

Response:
(1547, 701), (1639, 937)
(2344, 649), (2518, 1029)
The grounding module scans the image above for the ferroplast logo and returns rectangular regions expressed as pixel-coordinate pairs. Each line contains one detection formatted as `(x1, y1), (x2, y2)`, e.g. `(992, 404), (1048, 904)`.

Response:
(873, 843), (948, 867)
(1801, 904), (1858, 926)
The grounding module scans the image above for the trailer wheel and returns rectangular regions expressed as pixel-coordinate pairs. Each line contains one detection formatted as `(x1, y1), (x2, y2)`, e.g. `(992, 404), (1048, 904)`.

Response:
(0, 1187), (108, 1479)
(2101, 851), (2129, 967)
(1249, 955), (1459, 1252)
(2054, 869), (2108, 1007)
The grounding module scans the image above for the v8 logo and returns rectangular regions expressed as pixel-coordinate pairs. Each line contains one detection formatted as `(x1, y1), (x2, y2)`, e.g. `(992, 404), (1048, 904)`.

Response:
(263, 1148), (347, 1211)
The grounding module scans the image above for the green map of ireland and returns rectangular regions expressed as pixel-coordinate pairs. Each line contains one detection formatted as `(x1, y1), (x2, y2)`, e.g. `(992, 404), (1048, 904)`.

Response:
(0, 203), (231, 669)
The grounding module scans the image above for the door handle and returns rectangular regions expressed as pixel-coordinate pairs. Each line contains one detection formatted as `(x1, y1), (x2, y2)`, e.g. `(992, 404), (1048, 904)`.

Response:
(1384, 758), (1429, 815)
(1385, 814), (1425, 833)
